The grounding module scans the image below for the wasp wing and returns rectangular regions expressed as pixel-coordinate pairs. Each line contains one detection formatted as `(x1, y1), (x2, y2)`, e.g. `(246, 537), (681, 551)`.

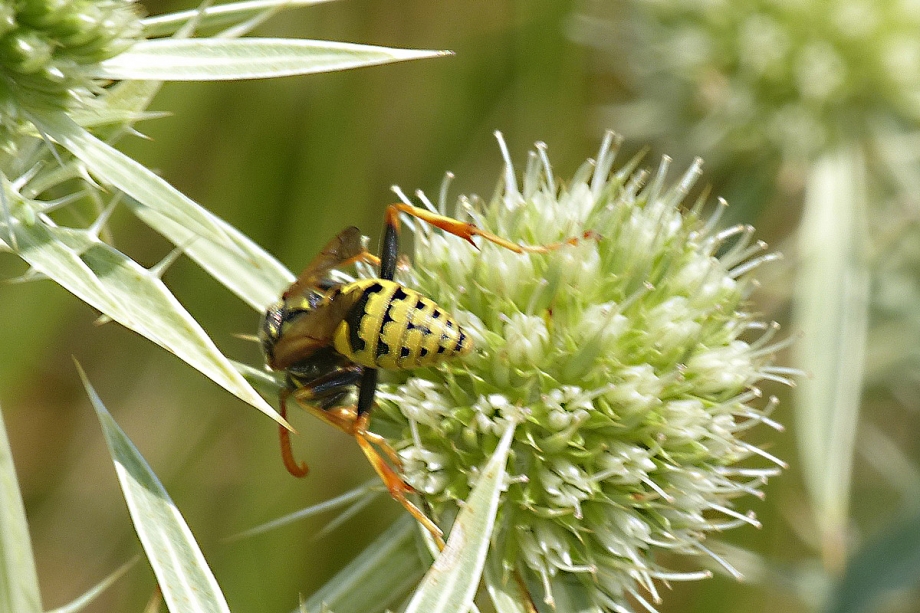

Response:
(268, 288), (363, 370)
(282, 226), (366, 301)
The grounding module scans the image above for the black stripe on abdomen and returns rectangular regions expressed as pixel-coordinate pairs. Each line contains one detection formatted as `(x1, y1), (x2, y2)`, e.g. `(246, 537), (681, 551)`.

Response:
(345, 281), (384, 355)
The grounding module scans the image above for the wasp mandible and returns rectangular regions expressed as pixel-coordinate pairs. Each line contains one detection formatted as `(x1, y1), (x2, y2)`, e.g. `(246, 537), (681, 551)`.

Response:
(259, 203), (576, 548)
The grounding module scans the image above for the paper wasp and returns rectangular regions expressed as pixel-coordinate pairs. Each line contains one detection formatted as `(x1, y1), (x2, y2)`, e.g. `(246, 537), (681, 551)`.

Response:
(259, 203), (575, 548)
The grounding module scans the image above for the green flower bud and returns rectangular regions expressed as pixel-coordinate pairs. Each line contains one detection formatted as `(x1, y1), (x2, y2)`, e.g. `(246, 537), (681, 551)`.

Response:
(0, 29), (52, 73)
(375, 134), (788, 611)
(0, 0), (142, 118)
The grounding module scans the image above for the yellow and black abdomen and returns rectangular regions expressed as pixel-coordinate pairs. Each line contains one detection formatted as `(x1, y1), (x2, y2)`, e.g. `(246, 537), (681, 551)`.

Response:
(333, 279), (472, 370)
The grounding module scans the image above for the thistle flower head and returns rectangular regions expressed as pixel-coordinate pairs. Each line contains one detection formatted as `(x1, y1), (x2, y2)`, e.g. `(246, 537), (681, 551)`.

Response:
(0, 0), (141, 121)
(582, 0), (920, 162)
(375, 134), (787, 611)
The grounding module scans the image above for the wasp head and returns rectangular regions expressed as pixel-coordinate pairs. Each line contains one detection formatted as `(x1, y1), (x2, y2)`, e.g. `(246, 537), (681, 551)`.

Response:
(258, 299), (286, 365)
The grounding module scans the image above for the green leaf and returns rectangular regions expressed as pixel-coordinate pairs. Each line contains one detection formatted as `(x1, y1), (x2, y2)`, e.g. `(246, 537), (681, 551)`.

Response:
(89, 38), (450, 81)
(32, 111), (293, 313)
(77, 362), (232, 613)
(44, 73), (291, 315)
(0, 404), (42, 613)
(127, 201), (293, 312)
(792, 146), (870, 564)
(142, 0), (334, 38)
(825, 511), (920, 613)
(46, 558), (137, 613)
(404, 423), (517, 613)
(8, 212), (279, 421)
(31, 112), (240, 257)
(70, 80), (165, 129)
(302, 515), (429, 613)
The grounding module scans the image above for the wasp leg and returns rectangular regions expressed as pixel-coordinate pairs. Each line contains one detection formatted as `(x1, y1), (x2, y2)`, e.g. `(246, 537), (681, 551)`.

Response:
(292, 405), (448, 550)
(351, 368), (402, 468)
(353, 412), (446, 550)
(289, 374), (445, 549)
(356, 358), (445, 544)
(385, 202), (587, 259)
(281, 365), (364, 477)
(355, 369), (445, 547)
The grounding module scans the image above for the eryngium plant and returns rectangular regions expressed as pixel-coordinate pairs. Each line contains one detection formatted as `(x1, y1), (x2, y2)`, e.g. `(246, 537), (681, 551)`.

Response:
(580, 0), (920, 164)
(0, 0), (141, 120)
(374, 133), (788, 611)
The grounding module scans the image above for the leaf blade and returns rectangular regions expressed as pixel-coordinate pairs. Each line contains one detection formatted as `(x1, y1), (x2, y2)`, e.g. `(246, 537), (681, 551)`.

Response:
(127, 201), (293, 312)
(33, 111), (294, 312)
(792, 146), (870, 564)
(405, 423), (517, 613)
(10, 214), (278, 420)
(32, 112), (237, 256)
(302, 515), (428, 613)
(90, 38), (450, 81)
(0, 404), (42, 613)
(141, 0), (335, 38)
(77, 362), (231, 613)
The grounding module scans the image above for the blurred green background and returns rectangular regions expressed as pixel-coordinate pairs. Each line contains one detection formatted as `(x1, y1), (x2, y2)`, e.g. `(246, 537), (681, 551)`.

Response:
(2, 0), (918, 612)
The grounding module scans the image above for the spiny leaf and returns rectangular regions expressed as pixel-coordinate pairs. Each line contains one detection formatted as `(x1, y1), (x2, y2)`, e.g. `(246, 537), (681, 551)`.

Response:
(10, 212), (279, 422)
(404, 423), (517, 613)
(793, 146), (869, 564)
(31, 111), (241, 258)
(0, 404), (42, 613)
(90, 38), (450, 81)
(77, 362), (231, 613)
(127, 200), (293, 312)
(302, 516), (428, 613)
(142, 0), (335, 38)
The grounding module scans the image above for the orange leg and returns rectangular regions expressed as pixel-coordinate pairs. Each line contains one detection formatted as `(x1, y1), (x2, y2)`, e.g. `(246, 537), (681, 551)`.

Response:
(386, 202), (589, 254)
(353, 413), (446, 550)
(288, 388), (445, 550)
(340, 251), (381, 269)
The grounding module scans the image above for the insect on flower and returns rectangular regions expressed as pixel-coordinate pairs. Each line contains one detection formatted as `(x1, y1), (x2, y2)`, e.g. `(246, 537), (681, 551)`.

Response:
(259, 203), (580, 549)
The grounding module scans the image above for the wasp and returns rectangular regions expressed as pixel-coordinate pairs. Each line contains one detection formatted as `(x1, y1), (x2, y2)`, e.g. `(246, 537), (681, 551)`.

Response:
(259, 203), (574, 548)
